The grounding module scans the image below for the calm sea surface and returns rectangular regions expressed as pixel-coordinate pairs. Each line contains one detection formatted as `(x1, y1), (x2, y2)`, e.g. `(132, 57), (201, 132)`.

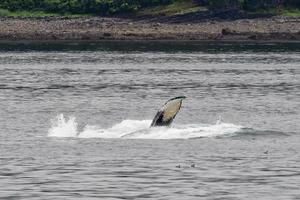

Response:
(0, 41), (299, 199)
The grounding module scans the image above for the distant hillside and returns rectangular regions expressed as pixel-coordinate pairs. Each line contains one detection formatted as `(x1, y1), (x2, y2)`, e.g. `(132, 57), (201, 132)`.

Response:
(0, 0), (299, 17)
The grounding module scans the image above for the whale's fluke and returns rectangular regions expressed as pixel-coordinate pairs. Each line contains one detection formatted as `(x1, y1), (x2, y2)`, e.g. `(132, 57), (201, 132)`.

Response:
(150, 96), (186, 127)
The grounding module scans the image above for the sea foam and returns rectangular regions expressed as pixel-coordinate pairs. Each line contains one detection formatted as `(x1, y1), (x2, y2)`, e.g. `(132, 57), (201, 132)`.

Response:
(48, 114), (243, 139)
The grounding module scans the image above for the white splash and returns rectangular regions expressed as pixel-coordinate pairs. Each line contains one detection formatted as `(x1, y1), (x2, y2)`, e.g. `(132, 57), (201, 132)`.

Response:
(48, 114), (78, 137)
(47, 114), (243, 139)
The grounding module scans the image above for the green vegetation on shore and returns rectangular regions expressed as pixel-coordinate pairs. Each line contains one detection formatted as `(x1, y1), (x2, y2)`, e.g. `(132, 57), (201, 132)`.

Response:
(138, 1), (207, 16)
(0, 9), (92, 17)
(0, 0), (299, 17)
(276, 8), (300, 17)
(0, 9), (59, 17)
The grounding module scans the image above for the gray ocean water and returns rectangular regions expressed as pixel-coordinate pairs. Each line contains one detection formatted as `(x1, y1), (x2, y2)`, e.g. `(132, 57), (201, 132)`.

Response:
(0, 41), (299, 199)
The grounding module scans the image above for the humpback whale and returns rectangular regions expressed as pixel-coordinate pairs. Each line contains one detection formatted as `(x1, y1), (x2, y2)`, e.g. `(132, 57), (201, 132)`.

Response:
(150, 96), (186, 127)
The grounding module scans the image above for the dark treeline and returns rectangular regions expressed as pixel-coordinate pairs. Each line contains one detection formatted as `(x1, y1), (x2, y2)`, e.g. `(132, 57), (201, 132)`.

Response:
(0, 0), (172, 14)
(203, 0), (300, 11)
(0, 0), (299, 15)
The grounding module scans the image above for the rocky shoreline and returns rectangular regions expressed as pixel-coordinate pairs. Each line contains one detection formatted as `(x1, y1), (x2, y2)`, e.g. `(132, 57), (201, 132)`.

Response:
(1, 16), (300, 41)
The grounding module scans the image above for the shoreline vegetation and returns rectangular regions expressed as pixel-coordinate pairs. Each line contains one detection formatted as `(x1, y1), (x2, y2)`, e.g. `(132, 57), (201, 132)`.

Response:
(0, 0), (300, 41)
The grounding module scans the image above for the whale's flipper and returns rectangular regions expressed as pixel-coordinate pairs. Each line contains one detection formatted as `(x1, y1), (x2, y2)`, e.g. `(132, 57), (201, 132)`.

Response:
(150, 96), (186, 127)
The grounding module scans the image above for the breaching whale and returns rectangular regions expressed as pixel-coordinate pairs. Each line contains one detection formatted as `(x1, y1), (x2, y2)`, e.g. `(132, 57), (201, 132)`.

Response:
(150, 96), (186, 127)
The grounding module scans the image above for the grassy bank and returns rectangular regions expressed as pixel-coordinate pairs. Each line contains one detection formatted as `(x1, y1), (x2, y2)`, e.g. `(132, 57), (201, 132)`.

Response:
(0, 9), (92, 17)
(0, 0), (300, 18)
(277, 8), (300, 17)
(138, 1), (207, 16)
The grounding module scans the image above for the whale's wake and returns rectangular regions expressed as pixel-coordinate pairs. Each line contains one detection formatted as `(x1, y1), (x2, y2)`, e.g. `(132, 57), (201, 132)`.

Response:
(48, 114), (244, 139)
